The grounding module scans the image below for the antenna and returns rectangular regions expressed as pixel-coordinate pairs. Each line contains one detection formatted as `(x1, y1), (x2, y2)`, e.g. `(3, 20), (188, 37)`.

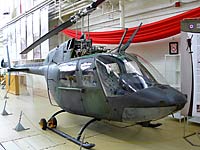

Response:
(119, 22), (142, 53)
(117, 28), (128, 53)
(87, 14), (90, 40)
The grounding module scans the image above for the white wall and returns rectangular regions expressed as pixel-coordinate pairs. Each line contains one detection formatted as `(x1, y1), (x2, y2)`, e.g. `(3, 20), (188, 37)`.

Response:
(74, 0), (199, 31)
(74, 0), (198, 77)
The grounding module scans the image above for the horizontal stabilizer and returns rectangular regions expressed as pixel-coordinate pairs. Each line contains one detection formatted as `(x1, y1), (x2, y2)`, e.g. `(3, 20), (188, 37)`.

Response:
(8, 68), (29, 72)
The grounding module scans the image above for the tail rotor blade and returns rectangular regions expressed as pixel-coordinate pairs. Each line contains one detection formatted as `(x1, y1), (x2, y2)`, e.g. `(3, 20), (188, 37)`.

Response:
(6, 45), (11, 68)
(6, 45), (11, 86)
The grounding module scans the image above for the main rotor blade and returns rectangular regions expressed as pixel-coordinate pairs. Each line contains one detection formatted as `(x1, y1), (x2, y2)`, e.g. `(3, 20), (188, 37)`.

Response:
(20, 0), (105, 55)
(20, 20), (73, 54)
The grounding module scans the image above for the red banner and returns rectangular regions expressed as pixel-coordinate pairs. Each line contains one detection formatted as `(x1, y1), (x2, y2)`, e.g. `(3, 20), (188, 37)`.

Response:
(62, 7), (200, 44)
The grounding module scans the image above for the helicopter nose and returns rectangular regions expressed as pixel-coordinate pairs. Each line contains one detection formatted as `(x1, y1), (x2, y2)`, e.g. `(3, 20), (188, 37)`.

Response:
(165, 86), (187, 111)
(108, 85), (187, 123)
(119, 85), (187, 123)
(152, 85), (187, 110)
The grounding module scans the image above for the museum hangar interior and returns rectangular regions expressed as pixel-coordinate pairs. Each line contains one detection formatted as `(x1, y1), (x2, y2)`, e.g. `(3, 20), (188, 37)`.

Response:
(0, 0), (200, 149)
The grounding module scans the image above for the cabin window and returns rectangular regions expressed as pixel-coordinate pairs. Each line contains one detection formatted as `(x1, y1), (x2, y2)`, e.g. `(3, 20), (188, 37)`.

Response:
(80, 59), (97, 87)
(59, 61), (78, 87)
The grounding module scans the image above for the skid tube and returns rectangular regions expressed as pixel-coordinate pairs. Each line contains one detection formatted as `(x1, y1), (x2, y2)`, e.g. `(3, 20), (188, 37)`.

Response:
(48, 118), (99, 149)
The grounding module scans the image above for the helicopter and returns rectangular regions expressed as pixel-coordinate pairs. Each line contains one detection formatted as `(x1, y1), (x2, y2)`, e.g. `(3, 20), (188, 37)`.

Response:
(3, 0), (187, 149)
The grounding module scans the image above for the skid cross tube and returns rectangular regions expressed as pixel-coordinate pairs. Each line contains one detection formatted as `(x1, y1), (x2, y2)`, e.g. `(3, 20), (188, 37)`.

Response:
(77, 118), (99, 141)
(51, 109), (65, 118)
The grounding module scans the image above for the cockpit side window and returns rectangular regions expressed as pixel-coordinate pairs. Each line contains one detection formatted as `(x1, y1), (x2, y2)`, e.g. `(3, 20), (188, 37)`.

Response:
(59, 60), (78, 87)
(97, 55), (126, 73)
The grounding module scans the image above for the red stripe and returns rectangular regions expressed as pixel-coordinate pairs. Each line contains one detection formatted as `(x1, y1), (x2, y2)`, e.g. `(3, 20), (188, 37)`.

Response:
(62, 7), (200, 44)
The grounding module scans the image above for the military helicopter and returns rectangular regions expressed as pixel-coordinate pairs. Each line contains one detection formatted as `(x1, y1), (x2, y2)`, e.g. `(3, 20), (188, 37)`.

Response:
(4, 0), (187, 149)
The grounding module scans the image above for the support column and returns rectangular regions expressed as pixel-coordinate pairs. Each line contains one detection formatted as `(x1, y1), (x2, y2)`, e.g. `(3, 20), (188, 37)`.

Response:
(119, 0), (125, 28)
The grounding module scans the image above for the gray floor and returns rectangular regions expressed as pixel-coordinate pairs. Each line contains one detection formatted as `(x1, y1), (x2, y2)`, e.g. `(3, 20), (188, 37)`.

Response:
(0, 88), (200, 150)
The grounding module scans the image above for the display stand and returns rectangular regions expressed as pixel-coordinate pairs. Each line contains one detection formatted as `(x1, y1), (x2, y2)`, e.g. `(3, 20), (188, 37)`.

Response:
(165, 54), (184, 120)
(164, 54), (181, 91)
(6, 74), (20, 95)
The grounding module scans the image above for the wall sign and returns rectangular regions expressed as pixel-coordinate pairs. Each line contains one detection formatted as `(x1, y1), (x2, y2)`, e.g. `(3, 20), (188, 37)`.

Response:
(169, 42), (179, 54)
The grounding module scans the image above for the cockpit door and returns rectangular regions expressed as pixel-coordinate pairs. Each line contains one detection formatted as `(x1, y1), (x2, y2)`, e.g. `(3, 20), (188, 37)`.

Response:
(96, 55), (125, 96)
(58, 60), (85, 114)
(78, 58), (109, 117)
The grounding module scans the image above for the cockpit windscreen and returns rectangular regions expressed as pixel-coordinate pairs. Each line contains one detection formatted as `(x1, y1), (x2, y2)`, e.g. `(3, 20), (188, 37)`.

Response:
(96, 54), (167, 96)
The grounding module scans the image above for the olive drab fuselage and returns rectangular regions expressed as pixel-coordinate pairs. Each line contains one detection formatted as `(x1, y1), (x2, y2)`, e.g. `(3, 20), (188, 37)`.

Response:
(29, 43), (186, 123)
(18, 41), (186, 123)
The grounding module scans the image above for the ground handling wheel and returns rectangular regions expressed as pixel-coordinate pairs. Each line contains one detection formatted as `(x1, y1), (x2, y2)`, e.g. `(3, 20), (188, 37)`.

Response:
(48, 117), (57, 129)
(39, 118), (47, 130)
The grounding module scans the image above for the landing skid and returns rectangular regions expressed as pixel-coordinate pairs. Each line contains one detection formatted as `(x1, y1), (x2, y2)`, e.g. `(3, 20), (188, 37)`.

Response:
(39, 110), (99, 149)
(48, 127), (95, 149)
(138, 121), (162, 128)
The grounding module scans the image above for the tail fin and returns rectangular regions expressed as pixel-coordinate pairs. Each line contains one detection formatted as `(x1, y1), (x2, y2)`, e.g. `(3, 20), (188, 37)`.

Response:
(1, 46), (11, 68)
(1, 58), (5, 68)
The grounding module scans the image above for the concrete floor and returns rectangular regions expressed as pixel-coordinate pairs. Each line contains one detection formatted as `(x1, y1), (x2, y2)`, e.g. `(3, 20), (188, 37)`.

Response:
(0, 89), (200, 150)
